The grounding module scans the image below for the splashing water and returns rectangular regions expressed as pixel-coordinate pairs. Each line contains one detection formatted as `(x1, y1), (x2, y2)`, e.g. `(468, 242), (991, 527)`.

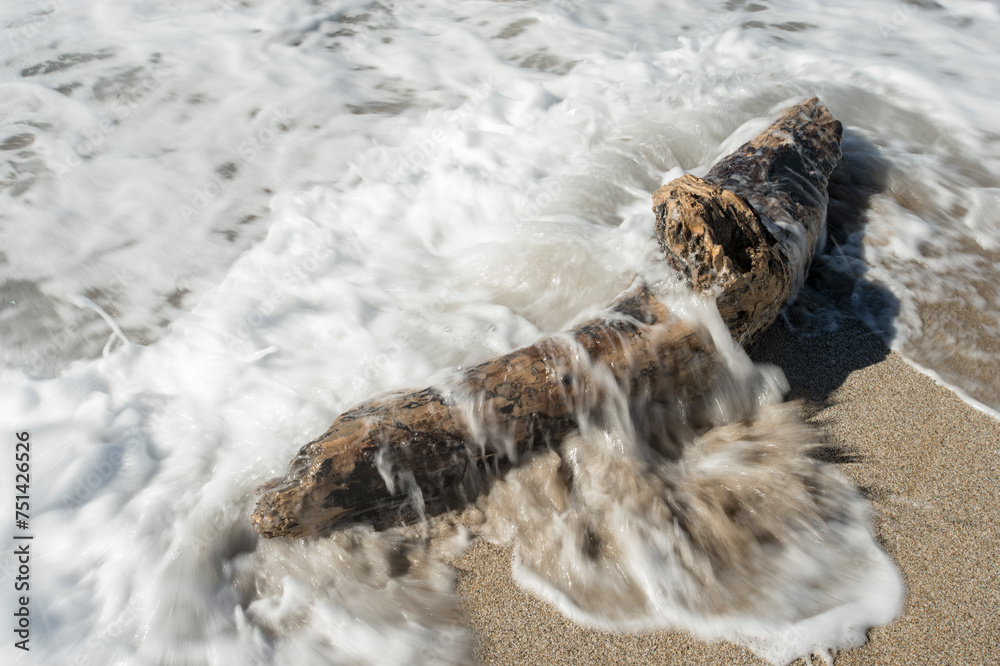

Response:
(475, 302), (901, 664)
(10, 0), (1000, 663)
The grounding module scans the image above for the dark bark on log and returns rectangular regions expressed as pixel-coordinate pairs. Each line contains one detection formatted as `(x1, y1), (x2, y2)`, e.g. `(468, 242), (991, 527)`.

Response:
(252, 286), (721, 538)
(251, 97), (843, 539)
(655, 99), (842, 345)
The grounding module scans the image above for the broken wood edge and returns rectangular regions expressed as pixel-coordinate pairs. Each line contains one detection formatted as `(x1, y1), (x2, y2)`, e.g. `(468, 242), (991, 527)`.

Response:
(654, 97), (843, 345)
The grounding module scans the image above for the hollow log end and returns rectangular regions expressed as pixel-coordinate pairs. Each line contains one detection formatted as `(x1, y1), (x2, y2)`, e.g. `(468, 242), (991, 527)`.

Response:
(652, 175), (771, 287)
(652, 175), (788, 342)
(652, 98), (842, 344)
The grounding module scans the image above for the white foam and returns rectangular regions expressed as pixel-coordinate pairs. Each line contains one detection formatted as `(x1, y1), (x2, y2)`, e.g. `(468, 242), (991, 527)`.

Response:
(484, 337), (904, 665)
(3, 0), (999, 662)
(897, 353), (1000, 423)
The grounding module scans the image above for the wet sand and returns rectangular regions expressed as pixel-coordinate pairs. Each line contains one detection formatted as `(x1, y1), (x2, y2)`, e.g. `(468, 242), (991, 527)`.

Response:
(453, 314), (1000, 664)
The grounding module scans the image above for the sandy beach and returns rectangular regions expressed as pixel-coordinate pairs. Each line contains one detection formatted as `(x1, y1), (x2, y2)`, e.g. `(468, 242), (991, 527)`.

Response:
(453, 311), (1000, 664)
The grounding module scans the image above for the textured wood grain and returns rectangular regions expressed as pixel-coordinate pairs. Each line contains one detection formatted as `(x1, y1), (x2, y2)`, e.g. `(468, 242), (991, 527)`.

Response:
(655, 97), (843, 345)
(252, 98), (843, 539)
(252, 285), (719, 538)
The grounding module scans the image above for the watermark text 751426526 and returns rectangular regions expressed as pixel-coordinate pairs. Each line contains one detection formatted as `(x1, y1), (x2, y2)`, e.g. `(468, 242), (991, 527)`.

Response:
(12, 430), (32, 652)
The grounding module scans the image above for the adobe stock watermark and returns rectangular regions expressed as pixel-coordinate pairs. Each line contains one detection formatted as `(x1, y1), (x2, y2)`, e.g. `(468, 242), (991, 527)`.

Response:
(878, 3), (919, 39)
(213, 0), (257, 20)
(3, 0), (68, 49)
(878, 3), (959, 40)
(550, 0), (583, 15)
(20, 326), (82, 376)
(58, 418), (159, 509)
(64, 600), (140, 666)
(230, 228), (339, 353)
(177, 105), (291, 226)
(50, 63), (168, 177)
(343, 278), (461, 404)
(415, 625), (469, 662)
(18, 282), (141, 375)
(692, 11), (740, 45)
(347, 78), (495, 197)
(336, 11), (394, 63)
(511, 150), (592, 225)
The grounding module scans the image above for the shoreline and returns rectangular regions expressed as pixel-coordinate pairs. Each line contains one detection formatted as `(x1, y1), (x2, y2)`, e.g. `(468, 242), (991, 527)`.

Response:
(454, 314), (1000, 664)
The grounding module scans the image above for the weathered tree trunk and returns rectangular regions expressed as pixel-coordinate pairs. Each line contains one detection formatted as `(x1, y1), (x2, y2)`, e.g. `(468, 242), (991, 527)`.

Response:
(252, 98), (843, 539)
(655, 98), (841, 345)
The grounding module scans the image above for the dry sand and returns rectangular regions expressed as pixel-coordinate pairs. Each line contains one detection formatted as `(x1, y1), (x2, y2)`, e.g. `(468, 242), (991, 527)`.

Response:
(453, 314), (1000, 664)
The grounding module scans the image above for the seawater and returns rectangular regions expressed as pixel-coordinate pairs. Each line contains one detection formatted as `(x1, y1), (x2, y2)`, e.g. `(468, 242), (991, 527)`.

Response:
(2, 0), (998, 663)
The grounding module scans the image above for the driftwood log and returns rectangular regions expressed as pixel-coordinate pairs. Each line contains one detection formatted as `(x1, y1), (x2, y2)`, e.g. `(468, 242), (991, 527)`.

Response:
(252, 97), (843, 539)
